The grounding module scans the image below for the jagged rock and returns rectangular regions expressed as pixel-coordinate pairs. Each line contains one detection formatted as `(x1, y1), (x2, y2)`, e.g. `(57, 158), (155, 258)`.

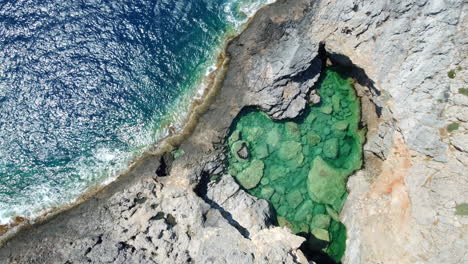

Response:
(207, 175), (273, 235)
(309, 89), (321, 105)
(232, 141), (249, 161)
(237, 143), (250, 159)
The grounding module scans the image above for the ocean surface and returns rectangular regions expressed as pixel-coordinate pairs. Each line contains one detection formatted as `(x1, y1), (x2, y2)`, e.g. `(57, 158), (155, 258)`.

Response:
(0, 0), (272, 224)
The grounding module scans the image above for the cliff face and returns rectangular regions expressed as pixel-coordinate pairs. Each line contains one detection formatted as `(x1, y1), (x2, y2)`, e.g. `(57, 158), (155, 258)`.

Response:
(0, 0), (466, 263)
(305, 1), (467, 263)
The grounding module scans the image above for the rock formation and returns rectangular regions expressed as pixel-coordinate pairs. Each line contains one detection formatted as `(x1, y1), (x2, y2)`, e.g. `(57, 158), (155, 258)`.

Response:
(0, 0), (466, 263)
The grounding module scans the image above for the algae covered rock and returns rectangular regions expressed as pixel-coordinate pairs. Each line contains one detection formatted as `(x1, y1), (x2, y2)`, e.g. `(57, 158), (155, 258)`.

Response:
(311, 228), (330, 242)
(235, 159), (265, 189)
(231, 141), (249, 161)
(321, 105), (333, 114)
(266, 127), (281, 149)
(294, 200), (314, 222)
(323, 138), (339, 159)
(305, 131), (321, 146)
(285, 122), (301, 140)
(311, 214), (331, 229)
(307, 156), (346, 208)
(331, 94), (341, 113)
(286, 189), (304, 209)
(228, 130), (241, 144)
(253, 143), (269, 159)
(278, 141), (302, 160)
(334, 121), (348, 131)
(269, 165), (289, 181)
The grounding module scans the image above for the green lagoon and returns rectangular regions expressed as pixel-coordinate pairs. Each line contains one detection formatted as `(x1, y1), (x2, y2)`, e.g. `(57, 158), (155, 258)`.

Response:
(227, 68), (365, 262)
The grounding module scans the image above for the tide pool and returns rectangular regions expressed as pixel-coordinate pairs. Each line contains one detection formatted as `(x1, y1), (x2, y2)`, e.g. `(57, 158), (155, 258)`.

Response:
(227, 68), (365, 262)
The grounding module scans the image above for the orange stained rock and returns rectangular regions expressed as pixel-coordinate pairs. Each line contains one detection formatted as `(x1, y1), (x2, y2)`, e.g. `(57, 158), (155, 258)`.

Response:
(370, 132), (412, 223)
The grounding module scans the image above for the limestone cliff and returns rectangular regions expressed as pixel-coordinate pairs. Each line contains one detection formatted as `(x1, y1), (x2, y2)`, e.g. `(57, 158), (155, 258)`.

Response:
(0, 0), (466, 263)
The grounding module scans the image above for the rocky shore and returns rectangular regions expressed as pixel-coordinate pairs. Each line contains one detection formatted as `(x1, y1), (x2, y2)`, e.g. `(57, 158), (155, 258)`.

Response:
(0, 0), (466, 263)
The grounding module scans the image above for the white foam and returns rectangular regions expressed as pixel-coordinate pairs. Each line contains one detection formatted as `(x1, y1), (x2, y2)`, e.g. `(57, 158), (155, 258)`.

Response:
(224, 0), (276, 29)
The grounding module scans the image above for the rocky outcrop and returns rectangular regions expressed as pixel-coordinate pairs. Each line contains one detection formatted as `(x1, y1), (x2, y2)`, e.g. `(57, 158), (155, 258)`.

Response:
(0, 0), (466, 263)
(302, 0), (467, 263)
(0, 1), (317, 263)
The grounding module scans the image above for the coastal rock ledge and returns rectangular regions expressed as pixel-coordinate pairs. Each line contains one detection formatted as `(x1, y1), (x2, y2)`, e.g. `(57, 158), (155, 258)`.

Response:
(1, 0), (466, 263)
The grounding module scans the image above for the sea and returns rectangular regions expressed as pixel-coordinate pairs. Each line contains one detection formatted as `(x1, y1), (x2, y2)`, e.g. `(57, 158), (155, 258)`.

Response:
(0, 0), (273, 225)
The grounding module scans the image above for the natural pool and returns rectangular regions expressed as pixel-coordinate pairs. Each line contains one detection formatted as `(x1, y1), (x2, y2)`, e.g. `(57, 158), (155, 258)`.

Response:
(226, 68), (364, 262)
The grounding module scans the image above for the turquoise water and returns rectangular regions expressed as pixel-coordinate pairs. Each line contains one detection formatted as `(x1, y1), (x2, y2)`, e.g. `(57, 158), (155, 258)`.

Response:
(0, 0), (274, 224)
(227, 69), (364, 262)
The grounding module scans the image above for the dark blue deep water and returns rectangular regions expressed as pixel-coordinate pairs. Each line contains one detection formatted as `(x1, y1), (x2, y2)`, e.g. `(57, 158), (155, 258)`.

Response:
(0, 0), (272, 223)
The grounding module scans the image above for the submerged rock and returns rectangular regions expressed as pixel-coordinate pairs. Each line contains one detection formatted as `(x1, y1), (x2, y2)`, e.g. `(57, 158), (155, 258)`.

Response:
(232, 141), (249, 161)
(307, 157), (346, 209)
(321, 105), (333, 114)
(323, 138), (339, 159)
(311, 228), (330, 242)
(266, 127), (281, 149)
(254, 143), (269, 159)
(236, 160), (265, 189)
(311, 214), (331, 229)
(294, 200), (314, 222)
(286, 190), (304, 209)
(278, 141), (302, 160)
(334, 121), (348, 131)
(305, 131), (321, 146)
(286, 122), (301, 141)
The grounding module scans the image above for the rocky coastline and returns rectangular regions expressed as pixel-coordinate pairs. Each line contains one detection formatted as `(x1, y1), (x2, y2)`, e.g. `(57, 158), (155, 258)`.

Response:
(0, 0), (466, 263)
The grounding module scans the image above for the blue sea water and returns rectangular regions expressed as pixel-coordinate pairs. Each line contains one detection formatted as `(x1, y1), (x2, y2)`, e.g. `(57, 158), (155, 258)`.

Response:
(0, 0), (273, 224)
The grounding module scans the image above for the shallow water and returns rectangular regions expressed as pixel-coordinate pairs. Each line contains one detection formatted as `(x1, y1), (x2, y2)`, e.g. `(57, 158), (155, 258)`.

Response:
(0, 0), (273, 224)
(227, 68), (364, 262)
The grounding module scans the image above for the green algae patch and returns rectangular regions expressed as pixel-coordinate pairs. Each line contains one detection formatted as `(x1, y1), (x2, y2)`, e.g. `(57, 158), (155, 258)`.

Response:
(447, 122), (459, 132)
(226, 68), (364, 262)
(455, 203), (468, 216)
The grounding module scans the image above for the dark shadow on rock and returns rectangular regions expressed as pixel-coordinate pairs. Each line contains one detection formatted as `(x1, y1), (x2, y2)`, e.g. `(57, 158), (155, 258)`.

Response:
(195, 171), (251, 238)
(155, 152), (174, 177)
(323, 45), (382, 118)
(327, 52), (380, 96)
(298, 232), (340, 264)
